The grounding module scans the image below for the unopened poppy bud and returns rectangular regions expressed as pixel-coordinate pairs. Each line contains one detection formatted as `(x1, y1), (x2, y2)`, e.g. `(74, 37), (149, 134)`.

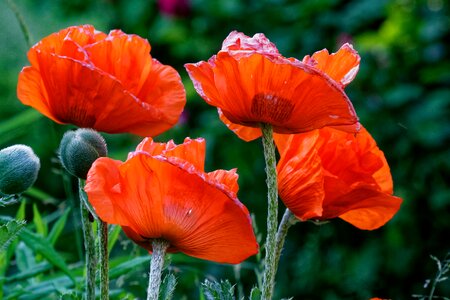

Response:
(59, 129), (108, 179)
(0, 145), (40, 195)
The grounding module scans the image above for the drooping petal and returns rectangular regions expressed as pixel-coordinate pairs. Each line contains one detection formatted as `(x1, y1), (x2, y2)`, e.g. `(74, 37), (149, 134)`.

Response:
(275, 132), (324, 220)
(276, 125), (402, 229)
(303, 43), (360, 87)
(326, 188), (403, 230)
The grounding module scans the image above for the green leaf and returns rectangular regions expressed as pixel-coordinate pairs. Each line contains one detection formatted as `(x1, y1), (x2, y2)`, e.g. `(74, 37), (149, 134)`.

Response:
(108, 224), (122, 254)
(249, 287), (261, 300)
(47, 208), (71, 246)
(159, 273), (177, 300)
(201, 279), (235, 300)
(33, 203), (48, 237)
(109, 256), (150, 279)
(19, 228), (75, 283)
(0, 219), (26, 252)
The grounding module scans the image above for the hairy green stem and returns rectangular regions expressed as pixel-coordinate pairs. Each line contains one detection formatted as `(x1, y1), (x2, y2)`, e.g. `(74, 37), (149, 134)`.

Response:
(260, 123), (279, 300)
(99, 220), (109, 300)
(5, 0), (33, 48)
(79, 180), (96, 300)
(274, 209), (297, 273)
(147, 239), (170, 300)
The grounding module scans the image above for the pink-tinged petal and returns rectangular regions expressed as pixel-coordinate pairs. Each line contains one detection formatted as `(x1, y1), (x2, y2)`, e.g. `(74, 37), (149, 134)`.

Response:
(221, 31), (280, 58)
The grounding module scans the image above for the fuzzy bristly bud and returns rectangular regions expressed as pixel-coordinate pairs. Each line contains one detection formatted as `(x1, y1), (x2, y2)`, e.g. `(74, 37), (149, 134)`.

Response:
(59, 128), (108, 179)
(0, 145), (40, 195)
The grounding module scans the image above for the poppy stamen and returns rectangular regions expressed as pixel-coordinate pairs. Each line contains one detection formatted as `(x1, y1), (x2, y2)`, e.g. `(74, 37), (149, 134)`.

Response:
(251, 93), (294, 124)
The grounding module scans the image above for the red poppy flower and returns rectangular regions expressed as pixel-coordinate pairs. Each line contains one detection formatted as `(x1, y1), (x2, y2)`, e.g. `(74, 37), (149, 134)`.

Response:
(17, 25), (186, 136)
(185, 31), (360, 141)
(84, 137), (258, 264)
(275, 126), (402, 230)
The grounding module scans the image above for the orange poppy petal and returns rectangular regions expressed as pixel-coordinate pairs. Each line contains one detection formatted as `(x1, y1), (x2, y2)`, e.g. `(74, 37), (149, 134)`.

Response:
(132, 59), (186, 136)
(275, 132), (324, 220)
(327, 188), (402, 230)
(303, 43), (360, 87)
(84, 30), (153, 96)
(23, 50), (179, 136)
(86, 152), (258, 264)
(17, 67), (54, 121)
(27, 25), (105, 68)
(206, 168), (239, 196)
(135, 137), (206, 172)
(212, 53), (358, 134)
(18, 25), (185, 137)
(185, 59), (222, 107)
(316, 127), (388, 190)
(84, 157), (129, 225)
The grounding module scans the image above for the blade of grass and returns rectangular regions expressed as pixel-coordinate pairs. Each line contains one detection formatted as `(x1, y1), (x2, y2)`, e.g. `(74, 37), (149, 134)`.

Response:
(32, 204), (48, 237)
(107, 224), (121, 254)
(47, 208), (71, 246)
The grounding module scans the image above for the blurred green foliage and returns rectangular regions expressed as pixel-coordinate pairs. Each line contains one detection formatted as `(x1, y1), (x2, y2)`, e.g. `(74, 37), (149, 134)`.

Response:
(0, 0), (449, 299)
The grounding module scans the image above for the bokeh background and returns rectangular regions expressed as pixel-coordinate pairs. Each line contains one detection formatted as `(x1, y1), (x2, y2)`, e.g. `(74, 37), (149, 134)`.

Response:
(0, 0), (449, 299)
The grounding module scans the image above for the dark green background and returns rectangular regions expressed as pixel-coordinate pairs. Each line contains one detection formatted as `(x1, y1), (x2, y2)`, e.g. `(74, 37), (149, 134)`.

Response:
(0, 0), (449, 299)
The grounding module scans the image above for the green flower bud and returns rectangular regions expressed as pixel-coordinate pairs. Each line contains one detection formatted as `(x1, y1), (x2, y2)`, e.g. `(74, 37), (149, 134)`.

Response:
(59, 129), (108, 179)
(0, 145), (40, 195)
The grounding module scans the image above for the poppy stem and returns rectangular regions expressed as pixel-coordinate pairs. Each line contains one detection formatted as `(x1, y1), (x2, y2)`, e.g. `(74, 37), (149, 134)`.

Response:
(274, 209), (297, 273)
(78, 180), (97, 300)
(99, 220), (109, 300)
(147, 239), (170, 300)
(260, 123), (279, 300)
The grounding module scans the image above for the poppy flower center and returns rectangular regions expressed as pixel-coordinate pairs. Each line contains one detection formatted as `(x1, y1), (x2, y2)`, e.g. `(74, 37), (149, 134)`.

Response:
(251, 93), (294, 124)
